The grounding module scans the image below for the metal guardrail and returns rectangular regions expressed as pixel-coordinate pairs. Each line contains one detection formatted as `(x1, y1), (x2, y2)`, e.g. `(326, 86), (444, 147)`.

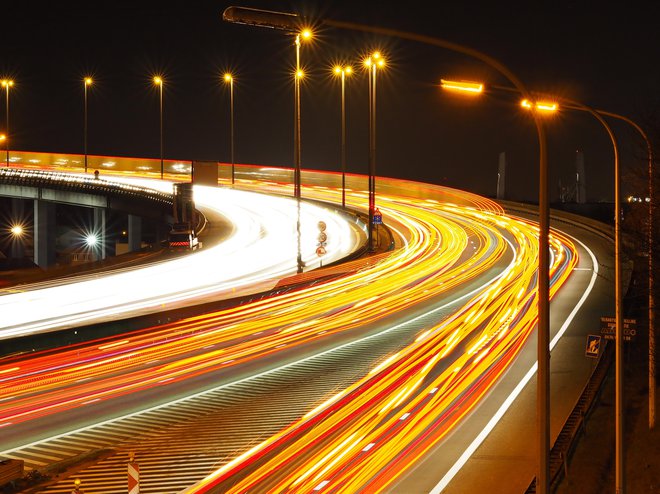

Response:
(525, 342), (613, 493)
(499, 200), (615, 244)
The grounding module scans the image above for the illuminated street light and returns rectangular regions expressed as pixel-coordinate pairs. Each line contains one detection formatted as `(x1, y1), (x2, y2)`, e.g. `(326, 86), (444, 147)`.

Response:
(440, 79), (484, 93)
(444, 76), (631, 491)
(442, 79), (558, 113)
(333, 64), (352, 208)
(294, 28), (313, 200)
(364, 51), (386, 252)
(84, 77), (93, 173)
(153, 75), (164, 179)
(85, 233), (98, 247)
(526, 94), (625, 489)
(222, 7), (312, 199)
(223, 73), (235, 185)
(10, 224), (23, 237)
(521, 98), (558, 113)
(2, 79), (14, 167)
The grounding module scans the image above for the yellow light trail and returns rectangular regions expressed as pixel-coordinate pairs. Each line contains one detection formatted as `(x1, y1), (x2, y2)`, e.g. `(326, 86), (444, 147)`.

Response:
(0, 169), (578, 494)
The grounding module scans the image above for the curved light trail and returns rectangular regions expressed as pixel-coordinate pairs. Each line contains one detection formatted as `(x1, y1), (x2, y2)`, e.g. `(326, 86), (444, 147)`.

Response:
(180, 201), (578, 493)
(0, 189), (508, 427)
(0, 172), (579, 494)
(0, 180), (358, 340)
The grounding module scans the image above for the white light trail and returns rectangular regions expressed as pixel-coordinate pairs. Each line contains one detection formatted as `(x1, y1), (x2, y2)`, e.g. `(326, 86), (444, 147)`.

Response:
(0, 179), (358, 340)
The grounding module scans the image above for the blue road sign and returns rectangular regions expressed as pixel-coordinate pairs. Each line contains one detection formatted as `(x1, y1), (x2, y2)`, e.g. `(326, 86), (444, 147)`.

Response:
(373, 208), (383, 225)
(585, 334), (601, 358)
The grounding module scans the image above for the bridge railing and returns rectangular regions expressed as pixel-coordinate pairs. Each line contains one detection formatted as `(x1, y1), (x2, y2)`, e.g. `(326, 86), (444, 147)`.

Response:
(0, 167), (173, 206)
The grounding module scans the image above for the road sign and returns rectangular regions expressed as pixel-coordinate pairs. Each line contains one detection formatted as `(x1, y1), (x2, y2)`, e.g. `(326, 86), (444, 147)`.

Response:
(585, 334), (601, 358)
(316, 246), (326, 257)
(600, 316), (637, 341)
(318, 232), (327, 243)
(317, 221), (327, 232)
(373, 208), (382, 225)
(128, 460), (139, 494)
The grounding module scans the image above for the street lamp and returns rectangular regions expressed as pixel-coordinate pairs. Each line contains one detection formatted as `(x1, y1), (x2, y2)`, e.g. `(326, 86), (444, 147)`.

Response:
(333, 64), (352, 208)
(595, 110), (655, 431)
(294, 28), (312, 200)
(520, 93), (627, 491)
(443, 77), (630, 492)
(84, 77), (92, 173)
(223, 73), (235, 185)
(2, 79), (14, 167)
(364, 52), (385, 252)
(153, 75), (164, 179)
(222, 7), (311, 199)
(550, 99), (624, 493)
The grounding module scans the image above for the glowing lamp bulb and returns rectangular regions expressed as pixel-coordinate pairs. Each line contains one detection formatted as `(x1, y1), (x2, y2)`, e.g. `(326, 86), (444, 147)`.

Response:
(85, 234), (98, 247)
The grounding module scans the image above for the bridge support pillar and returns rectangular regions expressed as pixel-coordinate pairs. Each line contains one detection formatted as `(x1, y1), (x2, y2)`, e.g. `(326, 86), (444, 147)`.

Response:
(128, 214), (142, 252)
(34, 200), (56, 268)
(10, 199), (25, 259)
(93, 208), (107, 260)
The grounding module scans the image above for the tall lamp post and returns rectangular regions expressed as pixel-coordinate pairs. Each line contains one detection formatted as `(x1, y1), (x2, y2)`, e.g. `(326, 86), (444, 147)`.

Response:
(83, 77), (92, 173)
(333, 64), (352, 208)
(223, 73), (235, 185)
(294, 28), (312, 199)
(597, 110), (655, 431)
(153, 76), (164, 179)
(443, 78), (632, 492)
(220, 7), (311, 198)
(2, 79), (14, 167)
(567, 101), (624, 493)
(365, 52), (385, 252)
(530, 96), (625, 493)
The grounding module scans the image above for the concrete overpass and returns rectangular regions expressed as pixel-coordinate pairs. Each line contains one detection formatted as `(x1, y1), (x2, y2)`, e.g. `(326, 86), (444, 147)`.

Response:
(0, 168), (173, 267)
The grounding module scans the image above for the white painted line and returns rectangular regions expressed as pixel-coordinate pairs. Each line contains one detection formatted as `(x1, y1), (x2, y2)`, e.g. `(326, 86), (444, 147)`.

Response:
(314, 480), (330, 491)
(429, 234), (599, 493)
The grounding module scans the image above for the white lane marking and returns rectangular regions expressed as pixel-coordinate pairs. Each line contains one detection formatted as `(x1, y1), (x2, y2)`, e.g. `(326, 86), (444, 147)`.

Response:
(430, 234), (599, 493)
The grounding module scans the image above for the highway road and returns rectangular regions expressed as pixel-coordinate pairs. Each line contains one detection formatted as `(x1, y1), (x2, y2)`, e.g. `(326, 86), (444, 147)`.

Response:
(180, 199), (578, 493)
(0, 176), (363, 341)
(0, 167), (606, 494)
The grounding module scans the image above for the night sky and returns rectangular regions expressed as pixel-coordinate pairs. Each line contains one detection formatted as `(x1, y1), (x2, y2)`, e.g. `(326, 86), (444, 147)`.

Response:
(3, 1), (659, 201)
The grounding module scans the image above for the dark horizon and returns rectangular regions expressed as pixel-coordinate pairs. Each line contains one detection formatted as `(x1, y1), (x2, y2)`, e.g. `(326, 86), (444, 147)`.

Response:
(2, 1), (659, 202)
